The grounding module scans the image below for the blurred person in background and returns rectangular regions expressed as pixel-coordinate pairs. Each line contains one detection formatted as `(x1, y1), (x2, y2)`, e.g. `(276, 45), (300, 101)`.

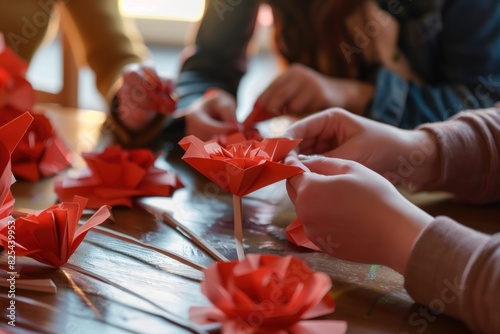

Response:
(135, 0), (499, 143)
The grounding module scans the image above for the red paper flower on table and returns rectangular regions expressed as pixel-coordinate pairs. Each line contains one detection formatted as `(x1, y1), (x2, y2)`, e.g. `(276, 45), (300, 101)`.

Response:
(0, 33), (35, 112)
(179, 135), (304, 196)
(190, 254), (347, 333)
(0, 196), (110, 268)
(0, 33), (71, 181)
(286, 218), (321, 252)
(0, 113), (33, 221)
(0, 111), (72, 182)
(55, 145), (183, 209)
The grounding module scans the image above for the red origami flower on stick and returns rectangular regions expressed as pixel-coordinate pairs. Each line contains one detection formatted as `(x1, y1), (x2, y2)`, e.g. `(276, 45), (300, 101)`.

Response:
(179, 134), (304, 197)
(55, 145), (183, 209)
(0, 196), (111, 268)
(179, 134), (304, 260)
(0, 113), (33, 221)
(190, 254), (347, 333)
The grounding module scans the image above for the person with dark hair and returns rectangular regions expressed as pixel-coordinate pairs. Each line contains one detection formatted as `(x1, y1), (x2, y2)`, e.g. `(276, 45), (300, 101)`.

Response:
(119, 0), (500, 145)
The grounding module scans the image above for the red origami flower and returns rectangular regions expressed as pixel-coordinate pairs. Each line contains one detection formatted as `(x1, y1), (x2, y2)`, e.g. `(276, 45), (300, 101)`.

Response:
(190, 254), (347, 333)
(0, 197), (111, 268)
(0, 113), (33, 220)
(55, 145), (183, 209)
(0, 33), (35, 112)
(179, 135), (304, 196)
(2, 111), (72, 181)
(213, 129), (263, 147)
(0, 34), (70, 181)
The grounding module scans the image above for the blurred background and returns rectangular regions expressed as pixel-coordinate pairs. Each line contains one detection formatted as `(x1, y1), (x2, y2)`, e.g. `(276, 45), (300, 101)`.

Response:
(28, 0), (279, 113)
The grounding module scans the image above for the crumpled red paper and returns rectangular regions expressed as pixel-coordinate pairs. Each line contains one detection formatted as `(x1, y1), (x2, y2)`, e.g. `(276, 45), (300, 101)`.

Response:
(190, 254), (347, 333)
(55, 145), (183, 209)
(0, 196), (110, 268)
(179, 135), (304, 196)
(286, 218), (321, 251)
(0, 33), (72, 181)
(0, 112), (33, 220)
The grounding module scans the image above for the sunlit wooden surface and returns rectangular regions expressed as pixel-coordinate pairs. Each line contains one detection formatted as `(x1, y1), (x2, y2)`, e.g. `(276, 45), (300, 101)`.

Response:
(3, 105), (499, 333)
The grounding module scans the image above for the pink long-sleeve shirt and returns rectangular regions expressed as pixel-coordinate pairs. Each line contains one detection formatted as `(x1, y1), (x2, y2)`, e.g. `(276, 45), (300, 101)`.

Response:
(404, 108), (500, 333)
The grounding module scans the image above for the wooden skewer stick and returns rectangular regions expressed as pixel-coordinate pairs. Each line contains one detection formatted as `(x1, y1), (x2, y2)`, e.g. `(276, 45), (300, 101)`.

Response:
(0, 278), (57, 294)
(233, 195), (245, 261)
(159, 212), (229, 263)
(90, 226), (207, 272)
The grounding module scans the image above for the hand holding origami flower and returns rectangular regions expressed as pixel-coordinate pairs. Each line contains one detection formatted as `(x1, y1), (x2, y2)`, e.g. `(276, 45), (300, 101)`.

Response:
(0, 196), (111, 268)
(55, 145), (183, 209)
(0, 113), (33, 220)
(190, 254), (347, 333)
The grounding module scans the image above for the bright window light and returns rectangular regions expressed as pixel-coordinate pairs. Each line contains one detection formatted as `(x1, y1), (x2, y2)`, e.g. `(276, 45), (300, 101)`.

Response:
(120, 0), (205, 22)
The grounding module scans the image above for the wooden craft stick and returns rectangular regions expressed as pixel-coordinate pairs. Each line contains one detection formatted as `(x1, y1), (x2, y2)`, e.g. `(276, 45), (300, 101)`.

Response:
(233, 195), (245, 261)
(90, 226), (207, 272)
(63, 263), (216, 334)
(160, 213), (229, 263)
(0, 279), (57, 294)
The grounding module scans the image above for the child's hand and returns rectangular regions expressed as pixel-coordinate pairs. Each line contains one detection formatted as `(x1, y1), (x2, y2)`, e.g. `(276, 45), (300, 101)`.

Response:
(285, 108), (440, 187)
(117, 64), (176, 132)
(244, 64), (375, 127)
(184, 88), (239, 140)
(286, 155), (433, 273)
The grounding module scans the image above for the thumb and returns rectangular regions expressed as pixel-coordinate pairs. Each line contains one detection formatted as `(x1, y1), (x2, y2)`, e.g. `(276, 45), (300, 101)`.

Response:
(299, 155), (353, 176)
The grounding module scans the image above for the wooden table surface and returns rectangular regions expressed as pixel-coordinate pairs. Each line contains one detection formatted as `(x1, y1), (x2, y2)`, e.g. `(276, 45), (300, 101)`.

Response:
(2, 105), (499, 334)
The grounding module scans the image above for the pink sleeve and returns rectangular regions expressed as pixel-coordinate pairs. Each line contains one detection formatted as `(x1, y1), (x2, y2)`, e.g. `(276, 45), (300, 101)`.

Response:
(404, 217), (500, 333)
(417, 108), (500, 203)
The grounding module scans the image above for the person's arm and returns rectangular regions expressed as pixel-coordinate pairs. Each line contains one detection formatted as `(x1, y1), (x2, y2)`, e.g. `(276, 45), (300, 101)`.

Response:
(367, 0), (500, 128)
(63, 0), (148, 101)
(417, 108), (500, 203)
(176, 0), (259, 109)
(405, 217), (500, 334)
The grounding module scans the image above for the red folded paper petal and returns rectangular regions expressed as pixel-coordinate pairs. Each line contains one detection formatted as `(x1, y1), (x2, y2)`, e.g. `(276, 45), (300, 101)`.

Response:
(214, 129), (263, 147)
(191, 254), (344, 333)
(0, 112), (33, 219)
(0, 197), (111, 267)
(55, 145), (183, 209)
(179, 135), (304, 196)
(286, 218), (321, 252)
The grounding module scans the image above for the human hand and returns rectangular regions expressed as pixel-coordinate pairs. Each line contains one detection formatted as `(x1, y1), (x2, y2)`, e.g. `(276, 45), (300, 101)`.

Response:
(244, 64), (374, 127)
(286, 155), (433, 273)
(117, 64), (176, 132)
(184, 88), (240, 140)
(285, 108), (440, 187)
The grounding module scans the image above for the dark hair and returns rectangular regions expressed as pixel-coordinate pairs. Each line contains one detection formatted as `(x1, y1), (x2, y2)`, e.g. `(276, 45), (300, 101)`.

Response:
(263, 0), (371, 79)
